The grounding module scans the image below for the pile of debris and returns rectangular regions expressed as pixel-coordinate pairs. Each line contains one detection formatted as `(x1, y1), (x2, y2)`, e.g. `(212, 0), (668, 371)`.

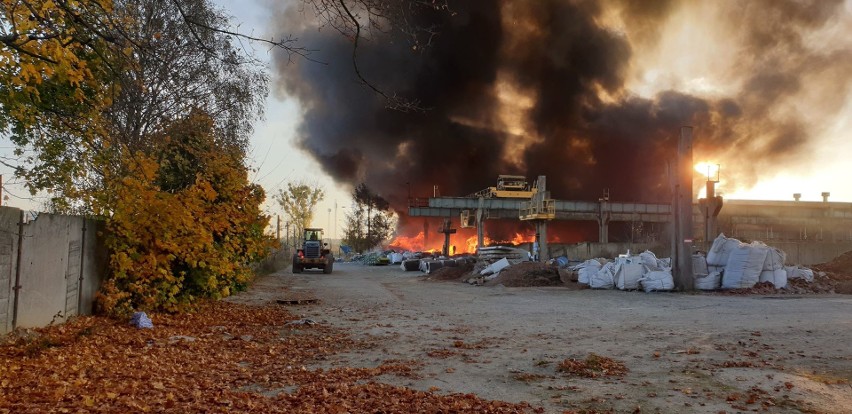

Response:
(464, 246), (533, 285)
(353, 252), (391, 266)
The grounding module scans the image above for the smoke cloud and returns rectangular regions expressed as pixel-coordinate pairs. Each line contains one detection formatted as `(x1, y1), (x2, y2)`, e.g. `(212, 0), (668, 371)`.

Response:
(270, 0), (852, 230)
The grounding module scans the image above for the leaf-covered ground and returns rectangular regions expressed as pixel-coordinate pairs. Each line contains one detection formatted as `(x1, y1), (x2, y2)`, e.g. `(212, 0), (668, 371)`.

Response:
(0, 302), (536, 413)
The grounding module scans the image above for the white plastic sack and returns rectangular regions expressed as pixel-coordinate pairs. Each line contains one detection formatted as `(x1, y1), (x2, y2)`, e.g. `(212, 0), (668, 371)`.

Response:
(640, 270), (674, 292)
(722, 244), (768, 289)
(760, 268), (788, 288)
(574, 259), (602, 284)
(762, 247), (786, 271)
(694, 271), (722, 290)
(590, 262), (615, 289)
(708, 265), (725, 274)
(785, 266), (814, 282)
(707, 233), (742, 266)
(657, 257), (672, 269)
(615, 260), (644, 290)
(692, 254), (709, 276)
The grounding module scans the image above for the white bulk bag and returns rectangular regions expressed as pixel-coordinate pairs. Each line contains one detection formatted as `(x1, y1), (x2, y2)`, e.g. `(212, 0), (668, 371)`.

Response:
(722, 244), (768, 289)
(692, 254), (709, 276)
(573, 259), (602, 284)
(590, 262), (616, 289)
(759, 268), (788, 288)
(640, 270), (674, 292)
(694, 271), (722, 290)
(785, 266), (814, 282)
(639, 251), (659, 271)
(615, 262), (644, 290)
(762, 247), (786, 271)
(707, 233), (742, 266)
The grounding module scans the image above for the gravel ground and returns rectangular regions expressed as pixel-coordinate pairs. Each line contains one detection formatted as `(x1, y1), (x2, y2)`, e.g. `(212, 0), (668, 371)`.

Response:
(230, 262), (852, 413)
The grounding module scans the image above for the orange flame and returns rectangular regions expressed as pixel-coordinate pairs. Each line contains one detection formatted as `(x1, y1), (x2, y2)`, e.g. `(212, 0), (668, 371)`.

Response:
(390, 230), (554, 255)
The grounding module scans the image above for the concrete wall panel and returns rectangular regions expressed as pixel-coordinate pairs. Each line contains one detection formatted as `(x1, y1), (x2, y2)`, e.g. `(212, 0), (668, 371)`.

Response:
(0, 207), (20, 333)
(16, 214), (75, 328)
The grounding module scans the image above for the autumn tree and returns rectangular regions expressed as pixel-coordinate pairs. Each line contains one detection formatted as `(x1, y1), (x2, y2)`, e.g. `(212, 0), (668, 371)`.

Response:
(343, 183), (396, 252)
(98, 110), (273, 315)
(275, 182), (325, 240)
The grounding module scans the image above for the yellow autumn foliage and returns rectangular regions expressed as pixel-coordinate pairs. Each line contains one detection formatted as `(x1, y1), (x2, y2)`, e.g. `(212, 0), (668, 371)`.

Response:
(96, 111), (274, 316)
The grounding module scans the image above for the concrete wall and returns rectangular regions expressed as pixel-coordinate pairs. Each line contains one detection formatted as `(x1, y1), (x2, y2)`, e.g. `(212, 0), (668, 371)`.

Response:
(546, 242), (670, 261)
(0, 208), (20, 333)
(0, 207), (107, 334)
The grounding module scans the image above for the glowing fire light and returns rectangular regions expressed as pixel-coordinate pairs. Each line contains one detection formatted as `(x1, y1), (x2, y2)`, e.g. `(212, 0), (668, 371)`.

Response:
(694, 162), (719, 179)
(390, 230), (557, 256)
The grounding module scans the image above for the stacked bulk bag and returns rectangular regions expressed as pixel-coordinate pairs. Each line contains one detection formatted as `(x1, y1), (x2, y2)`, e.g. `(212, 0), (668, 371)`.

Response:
(707, 233), (742, 267)
(757, 246), (788, 288)
(722, 243), (768, 289)
(638, 251), (660, 271)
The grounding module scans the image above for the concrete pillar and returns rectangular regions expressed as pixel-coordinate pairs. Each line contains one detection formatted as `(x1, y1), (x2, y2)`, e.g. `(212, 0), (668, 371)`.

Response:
(598, 200), (610, 243)
(476, 197), (485, 251)
(597, 217), (609, 243)
(536, 221), (549, 262)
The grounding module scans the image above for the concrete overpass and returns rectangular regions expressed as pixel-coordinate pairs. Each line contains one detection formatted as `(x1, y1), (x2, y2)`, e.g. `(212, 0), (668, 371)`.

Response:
(409, 197), (852, 247)
(409, 197), (671, 246)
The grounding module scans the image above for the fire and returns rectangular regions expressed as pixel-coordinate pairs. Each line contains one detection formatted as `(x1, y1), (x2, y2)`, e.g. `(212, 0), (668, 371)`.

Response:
(390, 228), (561, 256)
(388, 231), (427, 252)
(694, 162), (719, 178)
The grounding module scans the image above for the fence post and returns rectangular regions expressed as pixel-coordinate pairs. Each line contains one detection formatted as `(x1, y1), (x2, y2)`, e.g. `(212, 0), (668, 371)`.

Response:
(77, 219), (87, 315)
(11, 210), (23, 329)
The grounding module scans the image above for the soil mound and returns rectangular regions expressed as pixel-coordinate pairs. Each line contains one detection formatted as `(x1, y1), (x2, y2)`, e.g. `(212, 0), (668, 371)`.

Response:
(486, 262), (562, 287)
(812, 250), (852, 294)
(426, 263), (474, 281)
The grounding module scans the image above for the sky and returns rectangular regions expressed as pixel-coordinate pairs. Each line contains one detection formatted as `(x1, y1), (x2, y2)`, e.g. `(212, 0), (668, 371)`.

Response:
(0, 0), (849, 235)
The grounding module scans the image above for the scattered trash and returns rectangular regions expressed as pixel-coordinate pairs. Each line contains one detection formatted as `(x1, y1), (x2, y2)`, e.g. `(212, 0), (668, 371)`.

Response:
(286, 318), (317, 326)
(130, 312), (153, 329)
(276, 298), (319, 305)
(168, 335), (196, 343)
(480, 258), (511, 276)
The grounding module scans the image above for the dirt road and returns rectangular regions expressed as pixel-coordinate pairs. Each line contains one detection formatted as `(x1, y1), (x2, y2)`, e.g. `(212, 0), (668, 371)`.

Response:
(239, 262), (852, 413)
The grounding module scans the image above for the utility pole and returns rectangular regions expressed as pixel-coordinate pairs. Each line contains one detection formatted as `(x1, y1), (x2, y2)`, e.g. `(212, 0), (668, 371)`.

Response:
(673, 126), (695, 291)
(276, 215), (281, 243)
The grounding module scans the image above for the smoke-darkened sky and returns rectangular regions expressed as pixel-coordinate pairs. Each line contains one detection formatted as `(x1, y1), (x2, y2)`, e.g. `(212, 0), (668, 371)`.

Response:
(270, 0), (852, 222)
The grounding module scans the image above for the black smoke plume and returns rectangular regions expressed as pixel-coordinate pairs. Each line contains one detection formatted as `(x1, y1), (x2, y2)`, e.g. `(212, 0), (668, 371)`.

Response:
(271, 0), (851, 234)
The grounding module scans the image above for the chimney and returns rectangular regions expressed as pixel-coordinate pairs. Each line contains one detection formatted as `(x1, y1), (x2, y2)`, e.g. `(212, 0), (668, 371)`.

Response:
(821, 192), (830, 202)
(793, 193), (801, 201)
